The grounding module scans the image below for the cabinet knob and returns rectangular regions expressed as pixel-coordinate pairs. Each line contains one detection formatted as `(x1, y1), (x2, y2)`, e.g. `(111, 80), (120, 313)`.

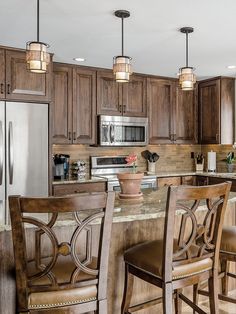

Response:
(68, 132), (72, 141)
(7, 84), (10, 94)
(119, 104), (122, 113)
(73, 132), (76, 141)
(123, 104), (126, 113)
(215, 133), (219, 141)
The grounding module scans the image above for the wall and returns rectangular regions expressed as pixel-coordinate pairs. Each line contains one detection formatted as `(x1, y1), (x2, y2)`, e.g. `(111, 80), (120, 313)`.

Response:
(53, 144), (201, 174)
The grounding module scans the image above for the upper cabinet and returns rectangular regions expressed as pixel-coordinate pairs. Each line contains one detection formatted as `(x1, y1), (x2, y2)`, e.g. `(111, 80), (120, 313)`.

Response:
(175, 86), (197, 143)
(51, 63), (96, 145)
(0, 49), (51, 102)
(148, 78), (174, 144)
(97, 70), (147, 117)
(198, 77), (235, 144)
(148, 78), (197, 144)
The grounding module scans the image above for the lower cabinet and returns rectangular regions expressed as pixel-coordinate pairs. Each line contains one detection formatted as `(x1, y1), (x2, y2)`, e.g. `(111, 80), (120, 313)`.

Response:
(181, 176), (196, 186)
(157, 177), (182, 187)
(196, 176), (209, 186)
(53, 182), (106, 196)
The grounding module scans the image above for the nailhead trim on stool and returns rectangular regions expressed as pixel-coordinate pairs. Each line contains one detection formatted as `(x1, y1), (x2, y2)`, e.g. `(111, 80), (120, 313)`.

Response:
(28, 296), (97, 309)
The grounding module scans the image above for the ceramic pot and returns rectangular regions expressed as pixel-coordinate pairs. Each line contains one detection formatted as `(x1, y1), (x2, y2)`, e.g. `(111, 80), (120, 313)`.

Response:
(148, 161), (156, 173)
(227, 163), (234, 173)
(117, 172), (144, 196)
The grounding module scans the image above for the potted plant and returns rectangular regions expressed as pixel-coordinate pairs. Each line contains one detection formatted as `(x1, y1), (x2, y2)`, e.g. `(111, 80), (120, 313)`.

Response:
(117, 153), (144, 198)
(224, 152), (236, 172)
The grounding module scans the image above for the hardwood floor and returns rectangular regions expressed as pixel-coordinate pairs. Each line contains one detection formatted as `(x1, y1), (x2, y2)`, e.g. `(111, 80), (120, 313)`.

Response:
(183, 291), (236, 314)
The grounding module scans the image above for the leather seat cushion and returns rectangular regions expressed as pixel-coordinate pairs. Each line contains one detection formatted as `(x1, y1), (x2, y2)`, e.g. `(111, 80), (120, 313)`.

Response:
(220, 226), (236, 254)
(124, 240), (212, 280)
(28, 285), (97, 310)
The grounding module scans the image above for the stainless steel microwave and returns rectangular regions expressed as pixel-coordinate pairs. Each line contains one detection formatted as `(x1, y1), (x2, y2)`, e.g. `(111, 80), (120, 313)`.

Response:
(98, 115), (148, 146)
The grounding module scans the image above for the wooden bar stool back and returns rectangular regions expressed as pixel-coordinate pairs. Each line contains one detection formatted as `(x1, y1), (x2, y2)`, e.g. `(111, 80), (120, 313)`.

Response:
(121, 182), (231, 314)
(219, 226), (236, 303)
(9, 192), (115, 314)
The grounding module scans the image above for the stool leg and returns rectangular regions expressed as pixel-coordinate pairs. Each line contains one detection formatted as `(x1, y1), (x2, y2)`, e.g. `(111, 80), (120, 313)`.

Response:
(97, 299), (107, 314)
(193, 283), (200, 314)
(221, 258), (229, 296)
(121, 264), (134, 314)
(174, 289), (182, 314)
(163, 282), (173, 314)
(208, 270), (219, 314)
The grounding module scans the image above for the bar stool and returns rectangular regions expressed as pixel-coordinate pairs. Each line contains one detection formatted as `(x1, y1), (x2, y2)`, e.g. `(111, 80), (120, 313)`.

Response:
(9, 192), (115, 314)
(219, 226), (236, 303)
(121, 182), (231, 314)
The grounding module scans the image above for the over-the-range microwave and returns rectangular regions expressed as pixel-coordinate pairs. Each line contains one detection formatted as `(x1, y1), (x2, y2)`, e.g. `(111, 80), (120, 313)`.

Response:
(98, 115), (148, 146)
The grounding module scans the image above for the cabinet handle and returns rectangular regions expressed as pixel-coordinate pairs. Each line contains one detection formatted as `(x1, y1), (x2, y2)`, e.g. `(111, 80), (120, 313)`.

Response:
(74, 190), (86, 194)
(173, 134), (177, 142)
(123, 104), (126, 113)
(7, 84), (10, 94)
(170, 134), (174, 143)
(68, 132), (72, 141)
(73, 132), (76, 141)
(0, 83), (4, 94)
(119, 104), (122, 113)
(216, 133), (219, 142)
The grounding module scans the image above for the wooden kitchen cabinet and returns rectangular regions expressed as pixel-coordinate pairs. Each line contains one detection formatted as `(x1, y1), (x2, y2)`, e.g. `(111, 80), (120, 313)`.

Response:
(175, 86), (197, 143)
(51, 64), (73, 144)
(157, 176), (181, 187)
(53, 182), (106, 196)
(148, 78), (174, 143)
(196, 176), (209, 186)
(52, 63), (96, 144)
(148, 78), (197, 144)
(97, 70), (147, 117)
(2, 49), (51, 102)
(181, 176), (196, 185)
(198, 77), (235, 144)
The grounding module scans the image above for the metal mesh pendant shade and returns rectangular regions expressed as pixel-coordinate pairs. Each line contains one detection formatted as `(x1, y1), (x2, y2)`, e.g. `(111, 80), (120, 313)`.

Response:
(113, 10), (132, 82)
(179, 27), (196, 91)
(26, 0), (50, 73)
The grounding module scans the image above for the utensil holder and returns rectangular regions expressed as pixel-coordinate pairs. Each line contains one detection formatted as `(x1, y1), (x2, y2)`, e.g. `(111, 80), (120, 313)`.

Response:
(148, 161), (156, 174)
(195, 159), (204, 172)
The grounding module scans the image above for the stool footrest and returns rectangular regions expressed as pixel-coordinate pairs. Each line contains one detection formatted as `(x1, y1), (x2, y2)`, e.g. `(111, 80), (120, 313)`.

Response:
(128, 296), (163, 312)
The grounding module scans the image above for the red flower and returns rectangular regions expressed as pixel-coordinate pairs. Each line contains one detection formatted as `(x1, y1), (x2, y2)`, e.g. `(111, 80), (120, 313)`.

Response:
(125, 153), (137, 166)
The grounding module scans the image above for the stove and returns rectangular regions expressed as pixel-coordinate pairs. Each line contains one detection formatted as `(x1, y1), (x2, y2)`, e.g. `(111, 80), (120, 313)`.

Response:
(91, 155), (157, 191)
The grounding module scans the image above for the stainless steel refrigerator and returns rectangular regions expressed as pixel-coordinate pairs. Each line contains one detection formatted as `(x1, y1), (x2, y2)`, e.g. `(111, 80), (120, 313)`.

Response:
(0, 101), (48, 225)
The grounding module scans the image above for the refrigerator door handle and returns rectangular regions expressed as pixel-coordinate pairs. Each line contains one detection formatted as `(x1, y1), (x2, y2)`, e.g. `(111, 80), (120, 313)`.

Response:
(0, 121), (3, 185)
(8, 121), (13, 185)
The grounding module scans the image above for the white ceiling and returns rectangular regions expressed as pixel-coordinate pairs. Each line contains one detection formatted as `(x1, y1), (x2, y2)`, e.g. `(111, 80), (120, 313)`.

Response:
(1, 0), (236, 80)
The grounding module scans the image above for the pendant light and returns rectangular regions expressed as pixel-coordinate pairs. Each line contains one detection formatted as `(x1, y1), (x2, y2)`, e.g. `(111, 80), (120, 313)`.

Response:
(26, 0), (50, 73)
(113, 10), (132, 83)
(179, 27), (196, 91)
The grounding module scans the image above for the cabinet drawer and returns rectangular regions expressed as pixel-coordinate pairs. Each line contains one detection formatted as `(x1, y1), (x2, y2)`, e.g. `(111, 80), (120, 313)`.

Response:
(53, 182), (106, 196)
(181, 176), (196, 186)
(157, 177), (181, 187)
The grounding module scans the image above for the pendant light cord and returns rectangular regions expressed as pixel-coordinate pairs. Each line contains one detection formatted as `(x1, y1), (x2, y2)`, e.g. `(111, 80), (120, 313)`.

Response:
(121, 16), (124, 56)
(186, 31), (188, 67)
(37, 0), (39, 42)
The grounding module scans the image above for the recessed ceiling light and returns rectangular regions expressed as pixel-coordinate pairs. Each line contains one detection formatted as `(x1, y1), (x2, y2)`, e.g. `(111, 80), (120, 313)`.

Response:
(73, 57), (86, 62)
(227, 65), (236, 69)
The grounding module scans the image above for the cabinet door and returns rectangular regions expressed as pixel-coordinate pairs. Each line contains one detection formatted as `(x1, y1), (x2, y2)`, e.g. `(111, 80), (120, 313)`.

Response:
(73, 67), (96, 144)
(5, 50), (51, 102)
(198, 79), (220, 144)
(196, 176), (209, 186)
(148, 78), (175, 144)
(0, 49), (5, 99)
(51, 64), (73, 144)
(175, 86), (197, 143)
(122, 75), (147, 117)
(97, 70), (122, 115)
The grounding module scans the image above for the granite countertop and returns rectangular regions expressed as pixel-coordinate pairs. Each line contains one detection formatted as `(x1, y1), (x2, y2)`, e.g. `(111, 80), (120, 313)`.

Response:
(52, 176), (107, 185)
(1, 187), (236, 231)
(52, 171), (236, 185)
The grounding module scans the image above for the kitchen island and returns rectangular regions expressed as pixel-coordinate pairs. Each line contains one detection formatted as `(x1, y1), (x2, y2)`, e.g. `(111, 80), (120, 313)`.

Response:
(1, 188), (236, 314)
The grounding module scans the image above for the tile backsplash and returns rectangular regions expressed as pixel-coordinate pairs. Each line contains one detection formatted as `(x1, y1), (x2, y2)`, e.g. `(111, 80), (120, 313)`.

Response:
(53, 144), (202, 174)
